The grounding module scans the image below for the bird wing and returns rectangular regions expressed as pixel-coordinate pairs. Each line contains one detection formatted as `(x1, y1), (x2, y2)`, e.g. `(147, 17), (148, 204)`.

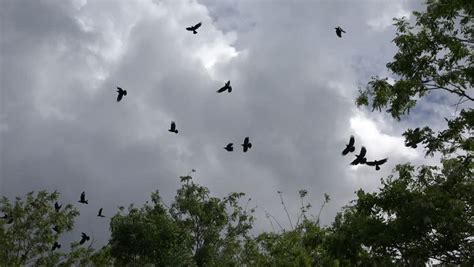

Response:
(365, 161), (376, 166)
(117, 92), (123, 102)
(170, 121), (176, 130)
(194, 22), (202, 29)
(359, 147), (367, 157)
(244, 137), (249, 144)
(98, 208), (102, 215)
(217, 86), (227, 93)
(342, 147), (350, 155)
(80, 192), (85, 201)
(348, 136), (355, 146)
(117, 87), (122, 92)
(376, 158), (388, 165)
(350, 158), (359, 165)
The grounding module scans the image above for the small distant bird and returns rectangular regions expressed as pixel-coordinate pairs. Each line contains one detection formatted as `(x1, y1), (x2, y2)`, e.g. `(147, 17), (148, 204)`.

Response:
(224, 143), (234, 152)
(405, 128), (420, 148)
(335, 26), (346, 38)
(97, 208), (105, 218)
(217, 81), (232, 93)
(54, 202), (62, 212)
(342, 136), (356, 155)
(241, 137), (252, 152)
(52, 225), (60, 233)
(168, 121), (178, 134)
(52, 242), (61, 251)
(366, 158), (388, 171)
(186, 22), (202, 34)
(79, 232), (90, 245)
(78, 192), (88, 204)
(1, 214), (13, 224)
(116, 87), (127, 102)
(350, 147), (367, 165)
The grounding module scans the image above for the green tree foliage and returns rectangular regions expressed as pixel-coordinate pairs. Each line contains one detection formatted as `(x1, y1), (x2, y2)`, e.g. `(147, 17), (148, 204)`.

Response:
(0, 190), (109, 266)
(109, 175), (256, 266)
(357, 0), (473, 156)
(340, 0), (474, 265)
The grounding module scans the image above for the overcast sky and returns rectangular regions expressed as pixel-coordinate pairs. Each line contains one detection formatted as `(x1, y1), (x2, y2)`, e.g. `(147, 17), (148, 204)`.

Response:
(1, 0), (455, 247)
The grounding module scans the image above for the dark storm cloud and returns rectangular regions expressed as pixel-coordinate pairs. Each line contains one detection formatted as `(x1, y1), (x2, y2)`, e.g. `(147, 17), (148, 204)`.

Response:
(1, 0), (432, 244)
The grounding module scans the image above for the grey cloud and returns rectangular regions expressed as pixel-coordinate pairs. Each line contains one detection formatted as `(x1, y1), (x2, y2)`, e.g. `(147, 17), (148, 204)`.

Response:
(2, 0), (429, 245)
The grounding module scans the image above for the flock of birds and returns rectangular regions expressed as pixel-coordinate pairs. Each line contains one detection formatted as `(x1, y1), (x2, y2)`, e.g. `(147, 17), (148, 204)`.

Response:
(0, 22), (390, 253)
(342, 136), (388, 171)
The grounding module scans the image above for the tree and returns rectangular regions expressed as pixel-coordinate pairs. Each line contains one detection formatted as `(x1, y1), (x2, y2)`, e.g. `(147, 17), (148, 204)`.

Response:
(338, 0), (474, 265)
(109, 175), (255, 266)
(356, 0), (473, 156)
(0, 191), (109, 266)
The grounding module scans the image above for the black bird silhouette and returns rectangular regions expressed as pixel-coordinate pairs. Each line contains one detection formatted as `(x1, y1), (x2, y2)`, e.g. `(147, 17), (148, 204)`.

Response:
(78, 192), (88, 204)
(1, 214), (13, 224)
(241, 137), (252, 152)
(342, 136), (356, 155)
(405, 127), (420, 148)
(52, 242), (61, 251)
(116, 87), (127, 102)
(54, 202), (62, 212)
(366, 158), (388, 171)
(52, 225), (60, 233)
(186, 22), (202, 34)
(168, 121), (178, 134)
(79, 232), (90, 245)
(97, 208), (105, 218)
(350, 147), (367, 165)
(335, 26), (346, 38)
(217, 81), (232, 93)
(224, 143), (234, 152)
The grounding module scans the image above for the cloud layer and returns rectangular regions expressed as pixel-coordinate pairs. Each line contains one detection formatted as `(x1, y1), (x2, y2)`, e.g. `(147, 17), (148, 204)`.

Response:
(1, 0), (435, 246)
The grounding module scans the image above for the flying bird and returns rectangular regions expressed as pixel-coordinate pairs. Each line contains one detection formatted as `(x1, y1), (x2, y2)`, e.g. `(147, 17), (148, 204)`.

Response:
(116, 87), (127, 102)
(335, 26), (346, 38)
(54, 202), (62, 212)
(350, 147), (367, 165)
(1, 214), (13, 224)
(366, 158), (388, 171)
(241, 137), (252, 152)
(217, 81), (232, 93)
(52, 242), (61, 251)
(79, 232), (90, 245)
(186, 22), (202, 34)
(97, 208), (105, 218)
(52, 225), (60, 233)
(224, 143), (234, 152)
(78, 192), (88, 204)
(342, 136), (356, 155)
(168, 121), (178, 134)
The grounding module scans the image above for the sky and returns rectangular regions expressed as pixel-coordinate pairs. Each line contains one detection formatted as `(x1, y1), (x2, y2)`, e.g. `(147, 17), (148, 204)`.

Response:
(1, 0), (456, 248)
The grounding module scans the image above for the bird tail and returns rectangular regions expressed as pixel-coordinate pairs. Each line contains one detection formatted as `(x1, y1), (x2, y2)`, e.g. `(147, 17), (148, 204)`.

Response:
(376, 166), (380, 171)
(248, 143), (252, 148)
(175, 130), (178, 134)
(85, 201), (88, 204)
(193, 30), (197, 34)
